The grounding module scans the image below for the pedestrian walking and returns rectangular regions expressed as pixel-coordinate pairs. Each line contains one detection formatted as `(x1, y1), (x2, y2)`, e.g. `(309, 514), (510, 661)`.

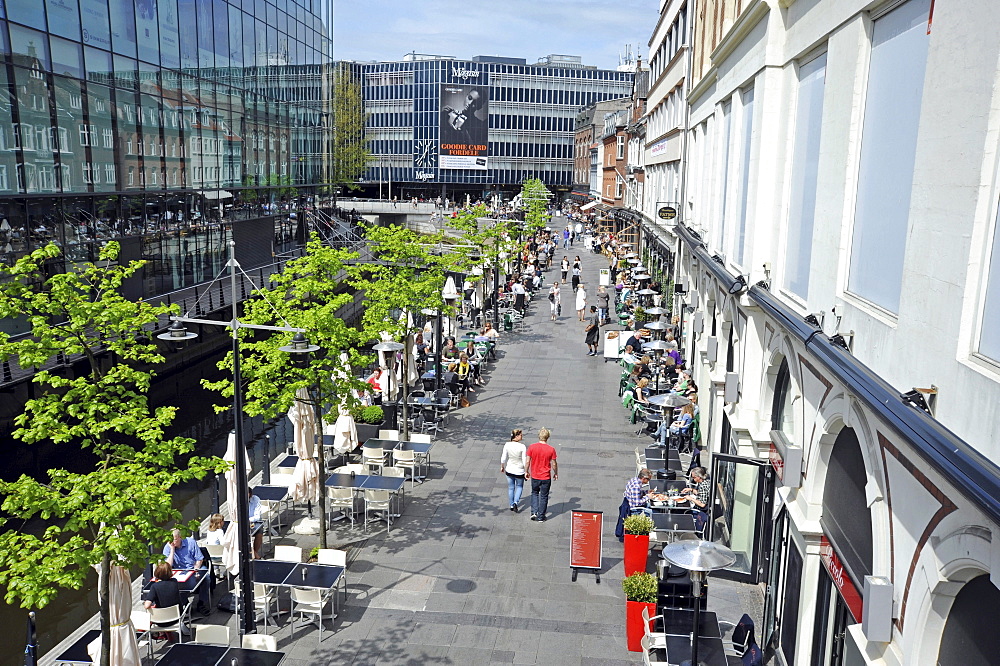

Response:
(560, 256), (569, 284)
(548, 282), (561, 321)
(597, 285), (610, 325)
(562, 227), (570, 249)
(575, 283), (587, 321)
(585, 305), (601, 356)
(501, 429), (528, 512)
(526, 428), (558, 521)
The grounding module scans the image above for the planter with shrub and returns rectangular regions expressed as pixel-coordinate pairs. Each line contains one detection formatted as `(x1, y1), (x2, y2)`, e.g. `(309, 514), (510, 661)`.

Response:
(622, 571), (658, 652)
(352, 405), (385, 443)
(623, 514), (654, 577)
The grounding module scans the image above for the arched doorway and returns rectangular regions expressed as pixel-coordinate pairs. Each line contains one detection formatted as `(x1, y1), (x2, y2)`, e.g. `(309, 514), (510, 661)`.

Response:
(937, 574), (1000, 666)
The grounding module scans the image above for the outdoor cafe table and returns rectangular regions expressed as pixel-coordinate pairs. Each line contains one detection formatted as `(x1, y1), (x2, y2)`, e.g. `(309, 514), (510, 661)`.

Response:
(645, 447), (682, 473)
(649, 478), (688, 494)
(657, 608), (722, 638)
(277, 455), (298, 470)
(155, 643), (285, 666)
(651, 511), (699, 542)
(253, 484), (290, 536)
(660, 633), (727, 666)
(53, 629), (100, 664)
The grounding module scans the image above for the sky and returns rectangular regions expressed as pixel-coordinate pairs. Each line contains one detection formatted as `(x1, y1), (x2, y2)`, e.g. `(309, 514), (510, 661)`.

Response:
(333, 0), (660, 70)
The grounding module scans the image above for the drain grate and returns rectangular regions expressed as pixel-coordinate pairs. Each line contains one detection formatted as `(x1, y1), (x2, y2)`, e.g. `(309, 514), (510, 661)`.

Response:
(598, 451), (615, 459)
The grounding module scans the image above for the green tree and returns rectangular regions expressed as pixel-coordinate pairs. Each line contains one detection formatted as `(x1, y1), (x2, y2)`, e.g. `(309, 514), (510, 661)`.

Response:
(331, 63), (371, 198)
(520, 177), (553, 237)
(0, 243), (224, 666)
(202, 233), (362, 547)
(347, 223), (462, 439)
(449, 204), (520, 310)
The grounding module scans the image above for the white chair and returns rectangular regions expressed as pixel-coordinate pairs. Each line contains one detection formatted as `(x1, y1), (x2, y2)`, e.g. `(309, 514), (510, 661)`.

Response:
(409, 433), (431, 444)
(382, 466), (407, 510)
(641, 606), (667, 651)
(364, 488), (392, 534)
(362, 447), (385, 475)
(327, 486), (356, 527)
(273, 545), (303, 562)
(641, 635), (668, 665)
(377, 429), (399, 441)
(333, 464), (365, 475)
(392, 449), (420, 489)
(242, 633), (278, 651)
(290, 586), (334, 645)
(192, 624), (230, 645)
(205, 543), (226, 584)
(253, 582), (278, 632)
(144, 605), (183, 658)
(316, 548), (349, 605)
(409, 434), (432, 474)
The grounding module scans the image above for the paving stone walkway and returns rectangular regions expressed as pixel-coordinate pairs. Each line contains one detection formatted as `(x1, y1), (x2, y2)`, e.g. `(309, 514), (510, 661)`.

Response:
(125, 215), (763, 665)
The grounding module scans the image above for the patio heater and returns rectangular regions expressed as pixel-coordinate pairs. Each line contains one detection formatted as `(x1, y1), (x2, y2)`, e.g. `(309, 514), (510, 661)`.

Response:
(158, 240), (316, 639)
(660, 540), (737, 666)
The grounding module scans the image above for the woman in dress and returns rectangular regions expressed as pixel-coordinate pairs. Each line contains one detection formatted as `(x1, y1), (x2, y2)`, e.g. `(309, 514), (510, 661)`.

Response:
(500, 429), (528, 512)
(575, 282), (587, 321)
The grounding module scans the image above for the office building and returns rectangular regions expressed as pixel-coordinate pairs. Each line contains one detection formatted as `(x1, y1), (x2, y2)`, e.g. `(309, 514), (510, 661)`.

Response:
(347, 53), (634, 202)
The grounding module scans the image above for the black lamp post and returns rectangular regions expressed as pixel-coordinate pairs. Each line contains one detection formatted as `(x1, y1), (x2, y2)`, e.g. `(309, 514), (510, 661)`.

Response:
(373, 340), (404, 432)
(158, 240), (313, 639)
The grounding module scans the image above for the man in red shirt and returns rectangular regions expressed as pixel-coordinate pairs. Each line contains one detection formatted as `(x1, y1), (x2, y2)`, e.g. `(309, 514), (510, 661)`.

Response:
(525, 427), (558, 521)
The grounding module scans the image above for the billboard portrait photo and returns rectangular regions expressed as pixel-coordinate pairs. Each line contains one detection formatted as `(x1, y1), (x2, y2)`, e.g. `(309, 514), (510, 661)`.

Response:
(440, 84), (489, 170)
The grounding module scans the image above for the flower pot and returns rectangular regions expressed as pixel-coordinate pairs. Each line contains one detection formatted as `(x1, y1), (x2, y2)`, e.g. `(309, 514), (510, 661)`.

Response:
(354, 421), (384, 443)
(623, 533), (650, 576)
(625, 599), (657, 652)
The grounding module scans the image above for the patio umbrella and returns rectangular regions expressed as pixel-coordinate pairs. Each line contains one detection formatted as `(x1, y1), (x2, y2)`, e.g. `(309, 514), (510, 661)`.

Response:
(400, 310), (419, 388)
(331, 406), (358, 454)
(23, 612), (37, 666)
(376, 333), (398, 401)
(86, 565), (142, 665)
(289, 387), (320, 504)
(222, 431), (251, 576)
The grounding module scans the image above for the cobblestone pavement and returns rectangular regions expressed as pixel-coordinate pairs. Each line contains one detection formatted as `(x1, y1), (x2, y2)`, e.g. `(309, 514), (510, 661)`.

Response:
(156, 216), (763, 665)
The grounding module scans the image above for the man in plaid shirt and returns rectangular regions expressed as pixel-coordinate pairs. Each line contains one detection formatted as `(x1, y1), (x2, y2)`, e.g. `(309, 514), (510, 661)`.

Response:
(624, 468), (653, 516)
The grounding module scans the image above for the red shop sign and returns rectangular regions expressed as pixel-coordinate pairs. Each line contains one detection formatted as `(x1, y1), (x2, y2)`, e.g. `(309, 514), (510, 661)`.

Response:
(769, 443), (784, 482)
(819, 535), (864, 622)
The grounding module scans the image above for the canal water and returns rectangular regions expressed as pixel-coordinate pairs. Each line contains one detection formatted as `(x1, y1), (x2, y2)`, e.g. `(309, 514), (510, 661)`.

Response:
(0, 347), (296, 663)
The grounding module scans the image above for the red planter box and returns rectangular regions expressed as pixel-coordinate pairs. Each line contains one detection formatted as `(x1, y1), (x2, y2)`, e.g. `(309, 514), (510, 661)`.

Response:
(626, 600), (657, 652)
(623, 533), (650, 576)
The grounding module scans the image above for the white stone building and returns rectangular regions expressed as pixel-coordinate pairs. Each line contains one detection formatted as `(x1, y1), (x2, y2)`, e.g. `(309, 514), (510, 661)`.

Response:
(636, 1), (1000, 665)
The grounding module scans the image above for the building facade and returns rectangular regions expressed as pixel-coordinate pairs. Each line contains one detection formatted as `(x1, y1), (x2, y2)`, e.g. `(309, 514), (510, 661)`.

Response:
(350, 53), (633, 202)
(637, 1), (1000, 665)
(0, 0), (333, 315)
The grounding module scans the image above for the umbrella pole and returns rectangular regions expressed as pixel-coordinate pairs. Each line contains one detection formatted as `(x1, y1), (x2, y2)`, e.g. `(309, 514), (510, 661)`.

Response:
(401, 340), (410, 440)
(314, 388), (328, 548)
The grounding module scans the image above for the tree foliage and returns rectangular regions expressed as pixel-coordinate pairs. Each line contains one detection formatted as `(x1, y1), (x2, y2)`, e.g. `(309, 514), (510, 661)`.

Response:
(331, 63), (371, 192)
(203, 233), (364, 422)
(520, 177), (553, 237)
(0, 243), (224, 665)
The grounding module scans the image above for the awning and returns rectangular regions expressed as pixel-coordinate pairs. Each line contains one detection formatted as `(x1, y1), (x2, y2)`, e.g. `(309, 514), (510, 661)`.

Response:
(580, 201), (600, 211)
(200, 190), (233, 200)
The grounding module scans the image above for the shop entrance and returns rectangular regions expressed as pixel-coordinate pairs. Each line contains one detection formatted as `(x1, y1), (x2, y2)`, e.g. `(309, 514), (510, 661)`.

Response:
(811, 565), (855, 666)
(709, 453), (775, 583)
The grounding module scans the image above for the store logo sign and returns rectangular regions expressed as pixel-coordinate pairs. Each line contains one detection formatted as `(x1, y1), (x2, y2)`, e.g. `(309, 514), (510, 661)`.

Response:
(819, 536), (864, 622)
(415, 171), (435, 181)
(452, 67), (480, 80)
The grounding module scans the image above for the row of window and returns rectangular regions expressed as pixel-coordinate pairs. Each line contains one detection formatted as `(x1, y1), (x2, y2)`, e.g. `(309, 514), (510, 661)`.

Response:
(650, 3), (687, 82)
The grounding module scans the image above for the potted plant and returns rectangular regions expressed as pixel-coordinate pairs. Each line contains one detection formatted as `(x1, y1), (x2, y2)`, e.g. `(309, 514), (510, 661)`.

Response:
(623, 514), (654, 577)
(352, 405), (385, 442)
(622, 571), (658, 652)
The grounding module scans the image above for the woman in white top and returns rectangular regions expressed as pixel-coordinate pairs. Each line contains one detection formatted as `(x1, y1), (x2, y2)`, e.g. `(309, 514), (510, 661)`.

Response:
(548, 282), (561, 321)
(204, 513), (225, 545)
(576, 283), (587, 321)
(500, 429), (528, 512)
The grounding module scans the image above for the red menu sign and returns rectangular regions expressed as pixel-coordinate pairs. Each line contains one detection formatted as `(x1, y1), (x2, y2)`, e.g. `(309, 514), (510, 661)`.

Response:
(819, 535), (864, 622)
(570, 511), (603, 570)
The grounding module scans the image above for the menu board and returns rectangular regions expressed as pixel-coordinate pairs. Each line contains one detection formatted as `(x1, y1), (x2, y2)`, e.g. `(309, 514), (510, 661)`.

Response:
(570, 510), (603, 578)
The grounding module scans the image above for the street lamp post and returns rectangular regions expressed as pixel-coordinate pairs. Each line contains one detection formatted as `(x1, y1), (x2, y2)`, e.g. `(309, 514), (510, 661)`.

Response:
(158, 241), (314, 639)
(373, 340), (404, 435)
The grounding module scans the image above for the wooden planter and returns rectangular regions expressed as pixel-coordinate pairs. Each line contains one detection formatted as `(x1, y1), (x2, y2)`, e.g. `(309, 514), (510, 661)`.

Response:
(625, 599), (657, 652)
(623, 533), (650, 576)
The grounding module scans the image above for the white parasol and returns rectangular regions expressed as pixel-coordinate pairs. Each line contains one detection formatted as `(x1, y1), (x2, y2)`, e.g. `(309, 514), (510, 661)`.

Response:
(289, 387), (320, 504)
(221, 431), (251, 576)
(331, 406), (359, 454)
(87, 564), (142, 665)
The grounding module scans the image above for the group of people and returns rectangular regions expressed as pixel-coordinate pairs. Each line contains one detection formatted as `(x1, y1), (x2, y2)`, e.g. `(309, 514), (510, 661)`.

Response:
(499, 427), (558, 521)
(622, 466), (712, 531)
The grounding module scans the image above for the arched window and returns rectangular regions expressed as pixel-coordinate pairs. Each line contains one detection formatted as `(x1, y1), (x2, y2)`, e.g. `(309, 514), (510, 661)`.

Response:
(938, 574), (1000, 666)
(771, 358), (794, 435)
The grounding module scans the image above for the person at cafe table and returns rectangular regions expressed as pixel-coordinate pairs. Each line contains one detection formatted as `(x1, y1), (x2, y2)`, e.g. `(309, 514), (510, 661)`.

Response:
(162, 528), (212, 616)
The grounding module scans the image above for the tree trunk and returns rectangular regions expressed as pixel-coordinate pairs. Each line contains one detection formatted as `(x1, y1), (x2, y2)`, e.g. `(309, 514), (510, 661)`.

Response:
(99, 553), (111, 666)
(401, 341), (410, 441)
(313, 391), (328, 549)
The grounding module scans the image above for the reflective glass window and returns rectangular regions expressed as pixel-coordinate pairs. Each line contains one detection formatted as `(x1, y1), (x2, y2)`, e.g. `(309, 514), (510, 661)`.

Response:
(9, 24), (50, 68)
(136, 0), (160, 65)
(109, 0), (137, 56)
(80, 0), (112, 50)
(6, 0), (46, 30)
(50, 36), (83, 78)
(158, 0), (179, 68)
(45, 0), (80, 40)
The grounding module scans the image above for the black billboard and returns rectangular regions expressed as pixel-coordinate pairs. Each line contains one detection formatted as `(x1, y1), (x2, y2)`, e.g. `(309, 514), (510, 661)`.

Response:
(440, 84), (489, 170)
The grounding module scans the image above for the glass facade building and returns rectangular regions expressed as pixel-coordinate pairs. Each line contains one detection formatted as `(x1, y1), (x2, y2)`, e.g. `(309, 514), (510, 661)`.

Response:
(0, 0), (332, 302)
(352, 55), (634, 199)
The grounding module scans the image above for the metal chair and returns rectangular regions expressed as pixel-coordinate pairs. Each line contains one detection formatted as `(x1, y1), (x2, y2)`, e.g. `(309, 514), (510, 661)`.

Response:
(362, 446), (386, 475)
(316, 548), (349, 605)
(641, 635), (669, 665)
(273, 545), (303, 562)
(641, 606), (667, 651)
(382, 466), (407, 510)
(392, 449), (420, 489)
(327, 486), (356, 527)
(192, 624), (230, 645)
(377, 429), (399, 441)
(242, 633), (278, 651)
(364, 488), (392, 534)
(252, 582), (278, 633)
(290, 586), (334, 645)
